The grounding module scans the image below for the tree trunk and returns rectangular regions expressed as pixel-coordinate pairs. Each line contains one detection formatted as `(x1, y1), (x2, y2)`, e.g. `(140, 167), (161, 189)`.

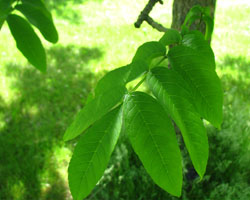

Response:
(171, 0), (216, 33)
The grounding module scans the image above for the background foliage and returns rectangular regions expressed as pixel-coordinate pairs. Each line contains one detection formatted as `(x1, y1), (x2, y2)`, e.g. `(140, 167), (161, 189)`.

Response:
(0, 0), (249, 199)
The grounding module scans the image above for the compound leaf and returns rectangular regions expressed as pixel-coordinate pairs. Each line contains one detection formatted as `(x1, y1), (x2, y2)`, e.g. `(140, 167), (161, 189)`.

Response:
(16, 2), (58, 43)
(168, 45), (223, 128)
(68, 106), (123, 200)
(147, 67), (208, 178)
(7, 14), (46, 72)
(123, 92), (182, 197)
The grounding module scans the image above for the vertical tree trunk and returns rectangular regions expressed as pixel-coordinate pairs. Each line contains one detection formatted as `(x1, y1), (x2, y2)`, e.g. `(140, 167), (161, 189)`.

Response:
(171, 0), (216, 33)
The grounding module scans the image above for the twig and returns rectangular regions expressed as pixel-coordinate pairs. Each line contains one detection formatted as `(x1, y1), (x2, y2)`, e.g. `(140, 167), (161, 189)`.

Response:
(134, 0), (168, 32)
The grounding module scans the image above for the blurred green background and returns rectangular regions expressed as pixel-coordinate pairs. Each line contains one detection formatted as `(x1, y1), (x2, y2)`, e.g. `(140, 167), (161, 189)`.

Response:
(0, 0), (249, 199)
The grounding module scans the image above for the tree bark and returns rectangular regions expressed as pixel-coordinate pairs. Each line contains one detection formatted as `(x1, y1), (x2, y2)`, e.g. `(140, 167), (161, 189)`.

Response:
(171, 0), (216, 33)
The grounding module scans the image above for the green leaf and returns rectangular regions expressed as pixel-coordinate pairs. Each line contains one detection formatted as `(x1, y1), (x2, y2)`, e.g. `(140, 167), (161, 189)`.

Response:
(16, 3), (58, 43)
(183, 5), (202, 26)
(202, 15), (214, 40)
(7, 14), (46, 72)
(68, 106), (123, 200)
(147, 67), (208, 178)
(168, 45), (223, 128)
(159, 29), (181, 46)
(95, 60), (147, 97)
(0, 0), (12, 30)
(182, 31), (215, 69)
(132, 41), (166, 66)
(123, 92), (182, 197)
(63, 86), (126, 141)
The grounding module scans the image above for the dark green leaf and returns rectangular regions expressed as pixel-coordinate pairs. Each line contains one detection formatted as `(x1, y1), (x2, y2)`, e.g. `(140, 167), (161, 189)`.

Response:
(123, 92), (182, 197)
(7, 14), (46, 72)
(16, 3), (58, 43)
(132, 41), (166, 66)
(159, 29), (181, 46)
(168, 45), (223, 128)
(147, 67), (208, 178)
(63, 86), (126, 141)
(68, 106), (123, 200)
(0, 0), (12, 30)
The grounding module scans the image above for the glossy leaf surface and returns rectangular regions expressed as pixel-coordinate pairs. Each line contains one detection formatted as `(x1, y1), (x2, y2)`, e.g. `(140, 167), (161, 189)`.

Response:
(147, 67), (208, 178)
(68, 106), (123, 200)
(7, 14), (46, 72)
(123, 92), (182, 196)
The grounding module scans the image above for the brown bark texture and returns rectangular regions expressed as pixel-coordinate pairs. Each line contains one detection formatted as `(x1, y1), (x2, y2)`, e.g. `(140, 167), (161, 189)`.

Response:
(171, 0), (216, 33)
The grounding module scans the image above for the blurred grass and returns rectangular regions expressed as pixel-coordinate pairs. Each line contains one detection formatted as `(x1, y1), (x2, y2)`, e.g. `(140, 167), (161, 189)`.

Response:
(0, 0), (249, 199)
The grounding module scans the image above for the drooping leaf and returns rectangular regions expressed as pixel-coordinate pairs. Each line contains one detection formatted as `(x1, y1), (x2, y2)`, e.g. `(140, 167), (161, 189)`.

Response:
(16, 3), (58, 43)
(183, 5), (202, 27)
(132, 41), (166, 66)
(159, 29), (181, 46)
(182, 31), (215, 69)
(63, 86), (126, 141)
(123, 92), (182, 197)
(68, 106), (123, 200)
(168, 45), (223, 128)
(7, 14), (46, 72)
(147, 67), (208, 178)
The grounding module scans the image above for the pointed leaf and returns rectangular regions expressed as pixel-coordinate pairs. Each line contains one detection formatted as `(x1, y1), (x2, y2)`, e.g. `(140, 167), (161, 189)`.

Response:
(68, 106), (123, 200)
(123, 92), (182, 197)
(63, 85), (126, 141)
(132, 41), (166, 66)
(147, 67), (208, 178)
(16, 3), (58, 43)
(7, 14), (46, 72)
(95, 60), (147, 97)
(182, 31), (215, 69)
(0, 0), (12, 30)
(168, 45), (223, 128)
(159, 29), (181, 46)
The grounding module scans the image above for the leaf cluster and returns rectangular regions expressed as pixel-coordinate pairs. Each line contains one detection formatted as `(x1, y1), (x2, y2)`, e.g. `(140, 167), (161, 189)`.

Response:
(64, 13), (223, 199)
(0, 0), (58, 72)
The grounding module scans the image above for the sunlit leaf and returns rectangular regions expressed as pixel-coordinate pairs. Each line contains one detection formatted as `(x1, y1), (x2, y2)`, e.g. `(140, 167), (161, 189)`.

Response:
(68, 106), (123, 200)
(123, 92), (182, 197)
(159, 29), (181, 46)
(147, 67), (208, 178)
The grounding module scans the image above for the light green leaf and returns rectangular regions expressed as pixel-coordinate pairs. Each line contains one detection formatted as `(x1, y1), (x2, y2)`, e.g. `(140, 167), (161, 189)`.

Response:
(159, 29), (181, 46)
(7, 14), (46, 72)
(132, 41), (166, 66)
(182, 31), (215, 69)
(183, 5), (202, 26)
(63, 86), (126, 141)
(123, 92), (182, 197)
(68, 106), (123, 200)
(16, 3), (58, 43)
(147, 67), (208, 178)
(168, 45), (223, 128)
(95, 60), (147, 97)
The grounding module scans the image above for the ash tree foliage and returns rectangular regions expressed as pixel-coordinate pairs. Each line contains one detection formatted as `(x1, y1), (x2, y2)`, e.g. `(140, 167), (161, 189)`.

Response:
(0, 0), (58, 72)
(63, 5), (223, 200)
